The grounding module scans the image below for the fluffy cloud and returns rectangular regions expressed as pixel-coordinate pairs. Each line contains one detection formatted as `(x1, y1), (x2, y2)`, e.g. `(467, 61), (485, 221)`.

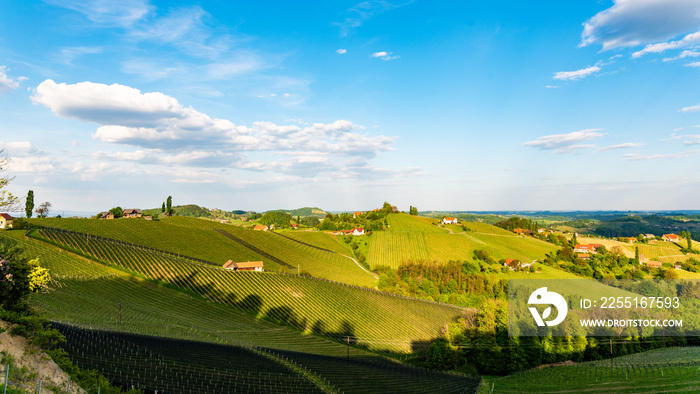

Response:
(553, 66), (601, 81)
(663, 50), (700, 62)
(32, 80), (395, 156)
(32, 79), (398, 179)
(523, 129), (604, 153)
(633, 31), (700, 58)
(336, 49), (347, 54)
(371, 51), (399, 61)
(0, 66), (22, 93)
(680, 103), (700, 113)
(581, 0), (700, 51)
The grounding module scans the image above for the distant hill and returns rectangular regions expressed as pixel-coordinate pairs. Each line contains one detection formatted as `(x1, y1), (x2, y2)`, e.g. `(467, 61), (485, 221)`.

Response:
(288, 207), (327, 218)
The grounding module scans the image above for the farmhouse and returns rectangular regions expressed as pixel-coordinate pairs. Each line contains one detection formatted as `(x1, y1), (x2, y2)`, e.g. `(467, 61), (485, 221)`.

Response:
(643, 260), (663, 268)
(442, 217), (458, 225)
(253, 225), (269, 231)
(643, 234), (655, 239)
(578, 253), (591, 259)
(619, 237), (636, 244)
(351, 227), (365, 236)
(223, 260), (264, 272)
(513, 228), (530, 235)
(574, 244), (603, 254)
(353, 211), (363, 218)
(291, 223), (299, 229)
(98, 211), (114, 219)
(662, 234), (680, 242)
(123, 209), (142, 218)
(0, 213), (14, 229)
(503, 258), (531, 270)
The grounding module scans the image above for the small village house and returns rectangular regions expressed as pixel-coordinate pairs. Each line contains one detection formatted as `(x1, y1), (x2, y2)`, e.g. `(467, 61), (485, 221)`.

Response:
(98, 211), (114, 219)
(643, 260), (663, 268)
(442, 217), (458, 225)
(253, 224), (269, 231)
(351, 227), (365, 236)
(223, 260), (264, 272)
(513, 228), (530, 235)
(574, 244), (603, 254)
(0, 213), (14, 229)
(123, 209), (143, 218)
(662, 234), (680, 242)
(353, 211), (363, 218)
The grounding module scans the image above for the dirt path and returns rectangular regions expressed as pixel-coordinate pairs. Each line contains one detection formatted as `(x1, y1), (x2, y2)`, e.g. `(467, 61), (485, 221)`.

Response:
(0, 320), (86, 394)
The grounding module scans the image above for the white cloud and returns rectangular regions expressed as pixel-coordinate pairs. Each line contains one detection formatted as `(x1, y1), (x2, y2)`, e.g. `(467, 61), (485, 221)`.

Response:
(44, 0), (152, 27)
(685, 61), (700, 67)
(597, 142), (643, 152)
(31, 79), (397, 178)
(633, 31), (700, 58)
(523, 129), (604, 153)
(336, 49), (347, 54)
(553, 66), (601, 81)
(663, 50), (700, 62)
(371, 51), (399, 61)
(0, 66), (22, 93)
(581, 0), (700, 51)
(680, 103), (700, 113)
(623, 150), (700, 160)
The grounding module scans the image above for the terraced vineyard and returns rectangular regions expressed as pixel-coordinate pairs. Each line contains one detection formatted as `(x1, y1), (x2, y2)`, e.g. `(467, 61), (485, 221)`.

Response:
(387, 213), (446, 233)
(31, 228), (471, 353)
(28, 217), (268, 266)
(367, 232), (430, 269)
(0, 231), (112, 278)
(16, 229), (481, 393)
(486, 347), (700, 393)
(367, 215), (558, 269)
(277, 230), (353, 256)
(26, 217), (376, 287)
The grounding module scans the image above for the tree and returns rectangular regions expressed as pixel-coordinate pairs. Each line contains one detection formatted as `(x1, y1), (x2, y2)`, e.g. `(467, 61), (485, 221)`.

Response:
(25, 190), (34, 218)
(109, 206), (123, 218)
(688, 234), (693, 251)
(161, 202), (166, 213)
(0, 239), (51, 311)
(34, 201), (52, 218)
(0, 150), (19, 212)
(166, 195), (173, 215)
(571, 233), (578, 248)
(409, 205), (418, 215)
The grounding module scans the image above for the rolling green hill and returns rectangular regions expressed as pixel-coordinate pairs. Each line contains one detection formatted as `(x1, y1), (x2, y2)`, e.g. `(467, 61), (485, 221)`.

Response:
(367, 214), (559, 269)
(484, 347), (700, 393)
(26, 216), (376, 287)
(1, 229), (481, 393)
(29, 227), (472, 353)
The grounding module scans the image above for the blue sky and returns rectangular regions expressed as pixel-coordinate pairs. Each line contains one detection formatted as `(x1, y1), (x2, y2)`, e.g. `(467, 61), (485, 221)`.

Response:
(1, 0), (700, 214)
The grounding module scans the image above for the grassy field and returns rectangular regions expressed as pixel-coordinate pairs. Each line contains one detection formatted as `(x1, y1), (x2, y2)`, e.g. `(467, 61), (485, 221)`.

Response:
(29, 228), (470, 353)
(367, 232), (430, 268)
(25, 217), (377, 287)
(1, 229), (481, 393)
(483, 346), (700, 393)
(367, 215), (559, 269)
(387, 213), (447, 233)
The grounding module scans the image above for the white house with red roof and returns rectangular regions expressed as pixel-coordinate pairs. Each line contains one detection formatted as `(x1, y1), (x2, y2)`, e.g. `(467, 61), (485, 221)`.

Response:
(351, 227), (365, 235)
(442, 217), (458, 225)
(662, 234), (680, 242)
(0, 213), (14, 229)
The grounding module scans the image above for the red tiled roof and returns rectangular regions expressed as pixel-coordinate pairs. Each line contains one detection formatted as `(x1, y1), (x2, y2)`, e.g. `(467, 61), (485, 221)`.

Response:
(1, 213), (14, 220)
